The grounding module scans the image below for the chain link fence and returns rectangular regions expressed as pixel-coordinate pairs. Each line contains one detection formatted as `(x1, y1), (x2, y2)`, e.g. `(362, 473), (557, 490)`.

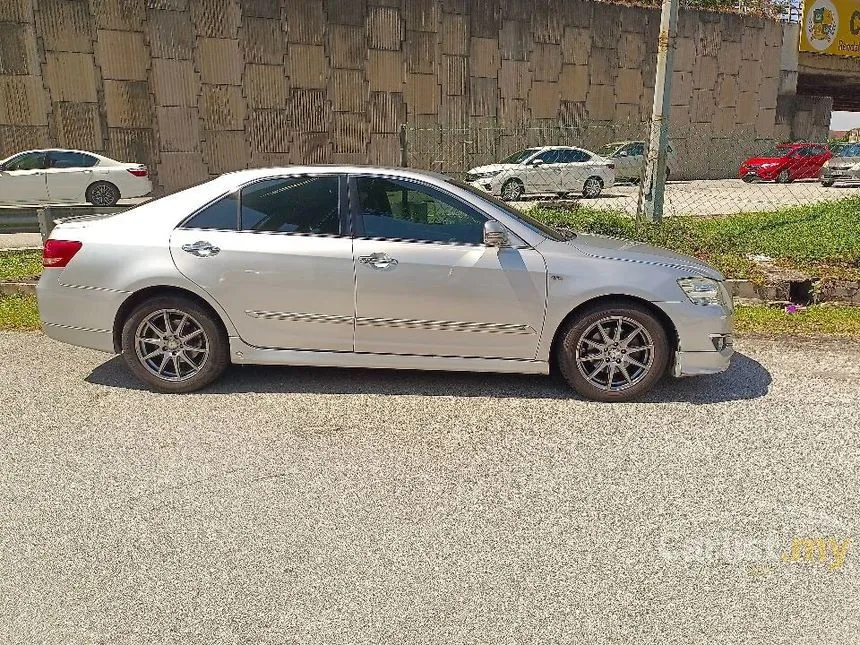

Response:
(401, 121), (860, 218)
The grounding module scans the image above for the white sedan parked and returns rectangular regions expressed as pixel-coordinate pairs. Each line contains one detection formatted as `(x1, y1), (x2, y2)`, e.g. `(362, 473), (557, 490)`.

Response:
(0, 149), (152, 206)
(466, 146), (615, 200)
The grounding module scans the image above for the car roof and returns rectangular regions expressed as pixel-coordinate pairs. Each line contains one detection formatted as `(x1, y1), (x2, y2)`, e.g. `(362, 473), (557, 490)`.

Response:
(214, 165), (452, 186)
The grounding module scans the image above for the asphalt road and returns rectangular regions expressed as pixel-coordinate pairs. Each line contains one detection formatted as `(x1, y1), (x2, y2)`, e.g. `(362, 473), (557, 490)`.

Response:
(2, 332), (859, 644)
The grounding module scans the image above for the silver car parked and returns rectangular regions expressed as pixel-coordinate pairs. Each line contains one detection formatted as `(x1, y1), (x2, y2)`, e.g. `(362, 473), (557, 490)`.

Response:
(37, 166), (733, 402)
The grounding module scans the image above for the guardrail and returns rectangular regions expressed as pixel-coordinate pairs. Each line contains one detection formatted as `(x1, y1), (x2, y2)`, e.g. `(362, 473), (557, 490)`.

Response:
(0, 205), (130, 240)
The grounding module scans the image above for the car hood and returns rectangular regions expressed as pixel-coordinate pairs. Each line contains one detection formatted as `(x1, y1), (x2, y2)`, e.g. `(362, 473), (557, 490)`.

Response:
(826, 156), (860, 166)
(564, 233), (724, 280)
(468, 163), (520, 174)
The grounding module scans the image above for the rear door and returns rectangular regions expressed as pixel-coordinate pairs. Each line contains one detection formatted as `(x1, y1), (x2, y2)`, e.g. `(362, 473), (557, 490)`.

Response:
(557, 148), (594, 191)
(170, 173), (356, 351)
(46, 151), (98, 202)
(0, 152), (49, 204)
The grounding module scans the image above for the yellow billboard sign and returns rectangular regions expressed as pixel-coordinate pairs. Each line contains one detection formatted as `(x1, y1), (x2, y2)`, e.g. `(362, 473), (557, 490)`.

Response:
(799, 0), (860, 56)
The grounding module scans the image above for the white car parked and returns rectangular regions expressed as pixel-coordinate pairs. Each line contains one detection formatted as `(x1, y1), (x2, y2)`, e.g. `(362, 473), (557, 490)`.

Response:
(466, 146), (615, 201)
(0, 148), (152, 206)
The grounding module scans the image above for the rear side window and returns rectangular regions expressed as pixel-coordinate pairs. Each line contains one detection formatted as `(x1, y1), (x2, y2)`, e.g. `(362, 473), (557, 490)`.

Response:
(49, 151), (98, 168)
(183, 192), (239, 230)
(559, 149), (591, 163)
(240, 176), (340, 235)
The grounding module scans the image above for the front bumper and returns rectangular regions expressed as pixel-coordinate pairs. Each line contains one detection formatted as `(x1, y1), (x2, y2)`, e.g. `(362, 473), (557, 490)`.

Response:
(821, 168), (860, 182)
(654, 301), (734, 378)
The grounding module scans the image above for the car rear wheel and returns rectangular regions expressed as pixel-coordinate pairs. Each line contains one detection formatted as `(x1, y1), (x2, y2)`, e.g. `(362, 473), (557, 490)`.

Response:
(121, 296), (229, 393)
(582, 176), (604, 198)
(775, 170), (792, 184)
(86, 181), (121, 206)
(501, 178), (524, 201)
(556, 301), (669, 402)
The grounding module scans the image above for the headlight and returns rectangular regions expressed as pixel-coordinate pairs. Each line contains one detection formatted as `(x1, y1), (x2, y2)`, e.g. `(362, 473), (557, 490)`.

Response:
(677, 277), (725, 307)
(473, 170), (502, 179)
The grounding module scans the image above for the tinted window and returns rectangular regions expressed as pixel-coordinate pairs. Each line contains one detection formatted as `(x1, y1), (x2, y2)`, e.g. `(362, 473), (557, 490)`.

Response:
(628, 143), (645, 156)
(4, 152), (47, 171)
(184, 193), (239, 230)
(49, 151), (98, 168)
(535, 149), (563, 164)
(240, 176), (340, 234)
(356, 177), (486, 245)
(559, 149), (591, 163)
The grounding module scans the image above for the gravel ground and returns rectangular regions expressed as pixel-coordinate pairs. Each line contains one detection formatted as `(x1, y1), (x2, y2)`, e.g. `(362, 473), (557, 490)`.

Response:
(2, 332), (859, 644)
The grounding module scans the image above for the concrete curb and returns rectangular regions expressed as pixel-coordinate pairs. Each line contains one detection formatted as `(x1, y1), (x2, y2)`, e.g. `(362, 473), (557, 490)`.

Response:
(0, 282), (36, 297)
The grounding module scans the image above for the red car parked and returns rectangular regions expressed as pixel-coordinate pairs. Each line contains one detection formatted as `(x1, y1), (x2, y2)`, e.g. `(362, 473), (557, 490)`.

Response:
(739, 143), (832, 183)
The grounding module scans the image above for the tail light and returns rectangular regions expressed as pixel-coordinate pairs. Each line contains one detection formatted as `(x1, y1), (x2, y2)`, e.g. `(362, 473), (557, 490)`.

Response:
(127, 166), (148, 177)
(43, 239), (83, 268)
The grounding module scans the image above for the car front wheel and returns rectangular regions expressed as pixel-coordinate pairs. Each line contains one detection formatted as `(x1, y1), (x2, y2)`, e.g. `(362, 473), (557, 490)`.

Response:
(121, 296), (229, 393)
(556, 301), (669, 402)
(775, 170), (792, 184)
(582, 176), (604, 198)
(821, 178), (835, 187)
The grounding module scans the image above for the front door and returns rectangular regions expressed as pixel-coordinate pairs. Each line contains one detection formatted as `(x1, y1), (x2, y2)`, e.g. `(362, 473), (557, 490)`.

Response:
(0, 152), (49, 204)
(528, 149), (563, 193)
(350, 175), (547, 360)
(170, 174), (355, 352)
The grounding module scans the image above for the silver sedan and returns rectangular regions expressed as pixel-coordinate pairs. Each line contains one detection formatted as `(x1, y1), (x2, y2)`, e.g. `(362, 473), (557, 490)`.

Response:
(37, 166), (733, 402)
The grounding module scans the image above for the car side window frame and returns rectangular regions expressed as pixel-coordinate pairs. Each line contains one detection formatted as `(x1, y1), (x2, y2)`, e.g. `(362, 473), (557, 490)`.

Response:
(3, 151), (48, 171)
(236, 174), (348, 237)
(178, 174), (349, 236)
(347, 174), (490, 247)
(48, 151), (99, 169)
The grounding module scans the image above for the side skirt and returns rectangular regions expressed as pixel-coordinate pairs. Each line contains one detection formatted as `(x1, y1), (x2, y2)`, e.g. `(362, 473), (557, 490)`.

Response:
(228, 338), (549, 375)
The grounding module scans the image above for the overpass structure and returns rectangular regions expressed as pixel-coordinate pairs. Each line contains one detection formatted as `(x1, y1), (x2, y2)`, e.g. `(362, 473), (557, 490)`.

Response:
(798, 52), (860, 111)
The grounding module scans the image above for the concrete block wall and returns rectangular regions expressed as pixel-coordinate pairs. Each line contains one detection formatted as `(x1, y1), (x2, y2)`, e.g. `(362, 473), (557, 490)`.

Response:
(0, 0), (796, 190)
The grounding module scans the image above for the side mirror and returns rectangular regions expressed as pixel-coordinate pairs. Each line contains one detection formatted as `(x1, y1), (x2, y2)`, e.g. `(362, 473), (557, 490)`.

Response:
(617, 150), (628, 157)
(531, 158), (544, 166)
(483, 220), (509, 247)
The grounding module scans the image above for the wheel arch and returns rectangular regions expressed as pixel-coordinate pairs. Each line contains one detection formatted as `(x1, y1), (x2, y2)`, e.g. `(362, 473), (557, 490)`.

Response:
(547, 294), (679, 372)
(112, 285), (230, 353)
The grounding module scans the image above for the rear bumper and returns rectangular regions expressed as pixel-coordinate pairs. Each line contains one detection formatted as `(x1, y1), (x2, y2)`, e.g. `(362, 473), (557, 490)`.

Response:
(36, 270), (125, 353)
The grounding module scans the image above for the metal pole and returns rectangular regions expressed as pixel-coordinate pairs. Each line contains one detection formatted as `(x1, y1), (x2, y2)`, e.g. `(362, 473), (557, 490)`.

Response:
(641, 0), (680, 222)
(399, 123), (408, 167)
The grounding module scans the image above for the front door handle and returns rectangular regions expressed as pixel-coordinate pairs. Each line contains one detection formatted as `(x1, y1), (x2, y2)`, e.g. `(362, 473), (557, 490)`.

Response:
(358, 252), (398, 270)
(181, 240), (220, 257)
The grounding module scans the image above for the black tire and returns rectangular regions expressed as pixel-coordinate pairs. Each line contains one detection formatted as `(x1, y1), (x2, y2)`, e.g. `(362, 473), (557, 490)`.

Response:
(501, 178), (524, 201)
(121, 295), (229, 393)
(775, 170), (792, 184)
(555, 301), (670, 402)
(86, 181), (121, 206)
(741, 174), (755, 183)
(821, 178), (835, 187)
(582, 176), (604, 198)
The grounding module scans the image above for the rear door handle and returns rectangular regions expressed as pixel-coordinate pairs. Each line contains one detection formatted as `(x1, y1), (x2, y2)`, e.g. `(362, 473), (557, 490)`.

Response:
(181, 240), (220, 257)
(358, 252), (398, 270)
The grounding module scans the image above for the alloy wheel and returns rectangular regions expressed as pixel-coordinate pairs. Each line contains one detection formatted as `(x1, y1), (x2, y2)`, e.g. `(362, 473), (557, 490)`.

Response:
(583, 177), (602, 197)
(502, 180), (523, 201)
(134, 309), (210, 382)
(575, 315), (654, 392)
(90, 183), (117, 206)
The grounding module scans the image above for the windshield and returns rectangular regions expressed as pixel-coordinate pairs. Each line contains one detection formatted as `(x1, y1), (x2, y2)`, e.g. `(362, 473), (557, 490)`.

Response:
(597, 144), (622, 157)
(834, 142), (860, 157)
(758, 147), (794, 158)
(499, 148), (539, 165)
(447, 178), (568, 242)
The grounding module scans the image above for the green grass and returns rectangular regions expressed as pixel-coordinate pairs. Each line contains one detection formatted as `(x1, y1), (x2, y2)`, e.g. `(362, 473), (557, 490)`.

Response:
(530, 197), (860, 282)
(0, 294), (40, 331)
(0, 250), (42, 281)
(735, 304), (860, 337)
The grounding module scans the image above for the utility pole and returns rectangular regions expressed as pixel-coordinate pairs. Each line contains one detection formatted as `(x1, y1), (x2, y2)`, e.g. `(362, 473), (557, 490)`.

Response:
(640, 0), (680, 222)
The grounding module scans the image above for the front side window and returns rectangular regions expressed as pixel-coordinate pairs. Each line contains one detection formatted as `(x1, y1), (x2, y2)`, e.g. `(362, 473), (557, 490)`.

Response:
(628, 143), (646, 156)
(355, 176), (486, 245)
(49, 151), (98, 168)
(183, 192), (239, 230)
(240, 176), (340, 235)
(4, 152), (47, 171)
(501, 148), (540, 165)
